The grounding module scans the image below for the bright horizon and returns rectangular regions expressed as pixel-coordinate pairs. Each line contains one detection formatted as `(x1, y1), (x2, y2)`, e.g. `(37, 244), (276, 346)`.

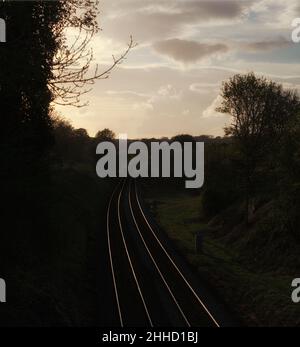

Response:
(56, 0), (300, 138)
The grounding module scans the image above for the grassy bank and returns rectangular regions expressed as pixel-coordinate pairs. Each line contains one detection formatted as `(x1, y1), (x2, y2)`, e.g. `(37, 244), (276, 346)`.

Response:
(142, 179), (300, 327)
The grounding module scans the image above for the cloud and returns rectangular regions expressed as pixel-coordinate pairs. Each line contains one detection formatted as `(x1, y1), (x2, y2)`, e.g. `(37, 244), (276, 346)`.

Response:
(180, 0), (249, 20)
(280, 82), (300, 92)
(250, 0), (300, 28)
(202, 95), (225, 119)
(103, 0), (250, 21)
(153, 39), (229, 63)
(101, 0), (251, 42)
(152, 36), (292, 65)
(238, 37), (292, 52)
(189, 82), (221, 94)
(157, 84), (181, 98)
(132, 102), (154, 111)
(106, 90), (149, 99)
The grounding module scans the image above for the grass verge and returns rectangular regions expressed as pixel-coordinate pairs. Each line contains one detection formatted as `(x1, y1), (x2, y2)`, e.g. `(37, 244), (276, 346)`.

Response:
(142, 180), (300, 327)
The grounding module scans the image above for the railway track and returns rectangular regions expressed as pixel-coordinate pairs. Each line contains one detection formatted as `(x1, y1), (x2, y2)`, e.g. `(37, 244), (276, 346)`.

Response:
(106, 178), (222, 327)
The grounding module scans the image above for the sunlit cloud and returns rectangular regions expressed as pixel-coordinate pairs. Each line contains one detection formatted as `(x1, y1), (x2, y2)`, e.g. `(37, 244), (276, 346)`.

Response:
(202, 95), (225, 119)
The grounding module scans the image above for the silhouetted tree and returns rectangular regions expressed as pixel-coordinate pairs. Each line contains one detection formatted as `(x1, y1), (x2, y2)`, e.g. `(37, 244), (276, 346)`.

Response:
(95, 128), (116, 142)
(171, 134), (195, 143)
(0, 1), (63, 176)
(0, 1), (132, 172)
(218, 73), (300, 223)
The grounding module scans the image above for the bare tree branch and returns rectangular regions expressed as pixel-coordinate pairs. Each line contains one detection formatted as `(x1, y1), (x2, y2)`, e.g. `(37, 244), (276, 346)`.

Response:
(49, 1), (136, 107)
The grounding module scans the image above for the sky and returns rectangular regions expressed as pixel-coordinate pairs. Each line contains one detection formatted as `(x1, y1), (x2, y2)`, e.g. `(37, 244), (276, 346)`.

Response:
(57, 0), (300, 138)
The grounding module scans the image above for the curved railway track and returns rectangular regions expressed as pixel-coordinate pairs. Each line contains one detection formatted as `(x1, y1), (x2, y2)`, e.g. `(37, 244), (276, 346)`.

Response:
(106, 178), (224, 327)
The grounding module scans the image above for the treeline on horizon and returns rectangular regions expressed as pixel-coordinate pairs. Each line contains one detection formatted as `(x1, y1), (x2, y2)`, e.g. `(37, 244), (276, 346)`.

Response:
(52, 116), (230, 164)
